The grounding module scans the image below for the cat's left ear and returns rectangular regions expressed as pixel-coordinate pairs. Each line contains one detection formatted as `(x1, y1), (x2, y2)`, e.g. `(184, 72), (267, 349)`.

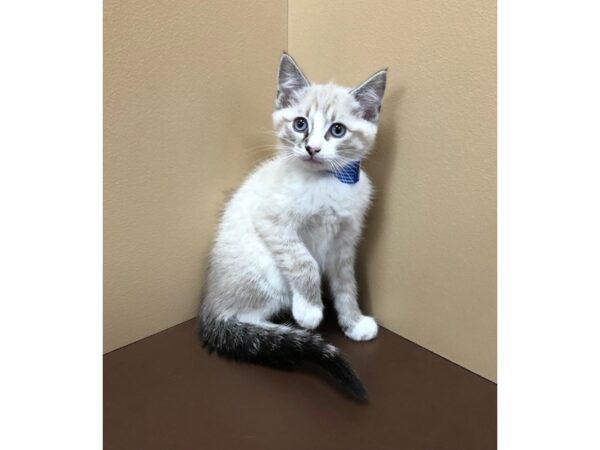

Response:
(276, 53), (310, 109)
(350, 69), (387, 122)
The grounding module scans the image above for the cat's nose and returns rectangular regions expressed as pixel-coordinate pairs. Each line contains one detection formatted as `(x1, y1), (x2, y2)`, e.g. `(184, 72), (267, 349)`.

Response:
(305, 145), (321, 156)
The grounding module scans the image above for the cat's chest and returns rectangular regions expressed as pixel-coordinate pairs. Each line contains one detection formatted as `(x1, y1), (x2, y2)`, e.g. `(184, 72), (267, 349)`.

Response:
(300, 192), (358, 245)
(275, 169), (370, 236)
(300, 205), (345, 265)
(295, 179), (360, 218)
(299, 189), (357, 232)
(287, 177), (369, 265)
(306, 205), (344, 233)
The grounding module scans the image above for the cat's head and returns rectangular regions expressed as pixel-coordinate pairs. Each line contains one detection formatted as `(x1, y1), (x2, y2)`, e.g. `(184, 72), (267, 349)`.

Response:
(272, 53), (387, 172)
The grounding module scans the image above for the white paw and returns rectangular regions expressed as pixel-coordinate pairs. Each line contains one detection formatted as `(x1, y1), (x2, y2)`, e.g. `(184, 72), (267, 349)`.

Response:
(292, 296), (323, 330)
(345, 316), (378, 341)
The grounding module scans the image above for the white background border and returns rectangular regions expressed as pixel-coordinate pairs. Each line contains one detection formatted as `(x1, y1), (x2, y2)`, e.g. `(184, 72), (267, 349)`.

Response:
(1, 1), (599, 448)
(499, 1), (600, 448)
(1, 1), (102, 449)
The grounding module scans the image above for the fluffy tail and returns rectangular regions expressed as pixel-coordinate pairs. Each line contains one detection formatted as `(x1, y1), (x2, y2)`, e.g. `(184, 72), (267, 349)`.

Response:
(198, 316), (367, 401)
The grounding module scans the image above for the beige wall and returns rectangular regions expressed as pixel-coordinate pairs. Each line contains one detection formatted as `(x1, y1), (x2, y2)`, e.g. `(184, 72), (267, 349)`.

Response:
(105, 0), (496, 381)
(104, 0), (287, 352)
(289, 0), (496, 380)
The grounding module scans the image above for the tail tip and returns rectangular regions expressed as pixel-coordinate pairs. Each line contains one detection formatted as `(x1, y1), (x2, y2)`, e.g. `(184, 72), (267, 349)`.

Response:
(347, 380), (369, 403)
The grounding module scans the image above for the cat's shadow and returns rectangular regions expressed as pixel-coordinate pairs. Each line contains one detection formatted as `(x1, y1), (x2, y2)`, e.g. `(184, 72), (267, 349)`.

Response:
(357, 87), (404, 315)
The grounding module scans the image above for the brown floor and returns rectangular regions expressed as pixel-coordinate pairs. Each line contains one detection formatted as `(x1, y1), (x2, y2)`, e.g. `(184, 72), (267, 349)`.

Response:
(104, 318), (496, 450)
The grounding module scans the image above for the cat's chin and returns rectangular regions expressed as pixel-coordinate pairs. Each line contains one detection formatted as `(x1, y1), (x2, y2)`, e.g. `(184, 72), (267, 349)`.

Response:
(298, 157), (328, 172)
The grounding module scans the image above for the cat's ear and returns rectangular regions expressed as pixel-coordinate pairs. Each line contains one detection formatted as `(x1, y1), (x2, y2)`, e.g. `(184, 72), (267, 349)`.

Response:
(276, 53), (310, 109)
(350, 69), (387, 122)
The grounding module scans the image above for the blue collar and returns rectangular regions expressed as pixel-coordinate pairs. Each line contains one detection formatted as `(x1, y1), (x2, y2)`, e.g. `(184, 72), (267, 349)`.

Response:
(328, 160), (361, 184)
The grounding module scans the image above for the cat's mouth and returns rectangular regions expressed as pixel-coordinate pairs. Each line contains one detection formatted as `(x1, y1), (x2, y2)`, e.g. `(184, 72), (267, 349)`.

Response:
(301, 155), (324, 164)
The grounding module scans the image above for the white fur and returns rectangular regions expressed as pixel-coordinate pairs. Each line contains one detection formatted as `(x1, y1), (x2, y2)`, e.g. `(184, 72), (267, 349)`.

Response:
(345, 316), (378, 341)
(209, 154), (375, 333)
(292, 292), (324, 330)
(212, 153), (372, 314)
(203, 56), (387, 341)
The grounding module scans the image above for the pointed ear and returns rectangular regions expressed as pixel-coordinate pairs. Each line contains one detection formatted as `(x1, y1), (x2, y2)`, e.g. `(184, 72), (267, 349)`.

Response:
(350, 69), (387, 122)
(276, 53), (310, 109)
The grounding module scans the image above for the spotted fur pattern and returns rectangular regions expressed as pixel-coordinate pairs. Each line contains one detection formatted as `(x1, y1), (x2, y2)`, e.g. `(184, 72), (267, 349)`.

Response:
(199, 53), (387, 400)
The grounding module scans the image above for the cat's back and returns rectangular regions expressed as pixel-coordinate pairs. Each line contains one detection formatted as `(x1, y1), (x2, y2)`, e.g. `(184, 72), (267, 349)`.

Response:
(221, 157), (285, 214)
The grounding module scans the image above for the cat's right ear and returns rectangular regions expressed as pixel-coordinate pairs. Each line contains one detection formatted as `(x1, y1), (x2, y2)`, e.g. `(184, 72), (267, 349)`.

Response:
(276, 53), (310, 109)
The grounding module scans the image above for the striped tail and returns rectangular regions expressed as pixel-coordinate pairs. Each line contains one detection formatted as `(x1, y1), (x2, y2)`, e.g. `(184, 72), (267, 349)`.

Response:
(199, 316), (367, 401)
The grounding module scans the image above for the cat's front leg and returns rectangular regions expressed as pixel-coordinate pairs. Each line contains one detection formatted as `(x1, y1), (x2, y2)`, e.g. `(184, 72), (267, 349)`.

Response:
(255, 216), (324, 329)
(291, 290), (323, 330)
(326, 227), (378, 341)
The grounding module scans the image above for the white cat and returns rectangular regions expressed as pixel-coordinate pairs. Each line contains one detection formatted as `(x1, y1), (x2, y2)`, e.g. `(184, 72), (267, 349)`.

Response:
(199, 53), (387, 400)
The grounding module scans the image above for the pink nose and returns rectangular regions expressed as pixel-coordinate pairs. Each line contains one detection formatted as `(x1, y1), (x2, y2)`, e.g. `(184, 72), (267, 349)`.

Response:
(305, 145), (321, 156)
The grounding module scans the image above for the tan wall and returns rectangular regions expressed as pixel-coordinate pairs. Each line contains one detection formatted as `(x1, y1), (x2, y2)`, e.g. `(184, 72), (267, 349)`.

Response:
(104, 0), (287, 352)
(289, 0), (496, 380)
(105, 0), (496, 381)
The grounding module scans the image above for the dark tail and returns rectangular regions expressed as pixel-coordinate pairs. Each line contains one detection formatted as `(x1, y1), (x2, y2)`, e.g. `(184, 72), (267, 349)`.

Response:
(198, 316), (367, 401)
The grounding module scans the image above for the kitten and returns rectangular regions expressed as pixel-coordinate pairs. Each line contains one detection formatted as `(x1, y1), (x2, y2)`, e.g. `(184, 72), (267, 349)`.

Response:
(199, 53), (387, 400)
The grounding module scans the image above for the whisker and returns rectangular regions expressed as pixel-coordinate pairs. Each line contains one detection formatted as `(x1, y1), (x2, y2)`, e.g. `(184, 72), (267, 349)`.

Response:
(254, 130), (298, 146)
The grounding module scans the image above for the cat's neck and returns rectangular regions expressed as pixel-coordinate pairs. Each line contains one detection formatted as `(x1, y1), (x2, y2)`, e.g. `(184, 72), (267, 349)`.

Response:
(327, 160), (361, 184)
(277, 156), (362, 185)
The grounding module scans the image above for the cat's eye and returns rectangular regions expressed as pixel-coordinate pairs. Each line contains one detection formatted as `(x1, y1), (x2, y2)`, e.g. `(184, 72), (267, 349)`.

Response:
(293, 117), (308, 133)
(329, 123), (346, 138)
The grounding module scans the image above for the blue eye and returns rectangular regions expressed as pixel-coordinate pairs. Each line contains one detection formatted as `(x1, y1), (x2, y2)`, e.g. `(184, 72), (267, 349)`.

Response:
(330, 123), (346, 138)
(293, 117), (308, 132)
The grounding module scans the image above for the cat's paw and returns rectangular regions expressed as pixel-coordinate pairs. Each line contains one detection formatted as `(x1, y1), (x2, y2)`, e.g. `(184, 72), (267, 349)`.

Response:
(292, 296), (323, 330)
(345, 315), (378, 341)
